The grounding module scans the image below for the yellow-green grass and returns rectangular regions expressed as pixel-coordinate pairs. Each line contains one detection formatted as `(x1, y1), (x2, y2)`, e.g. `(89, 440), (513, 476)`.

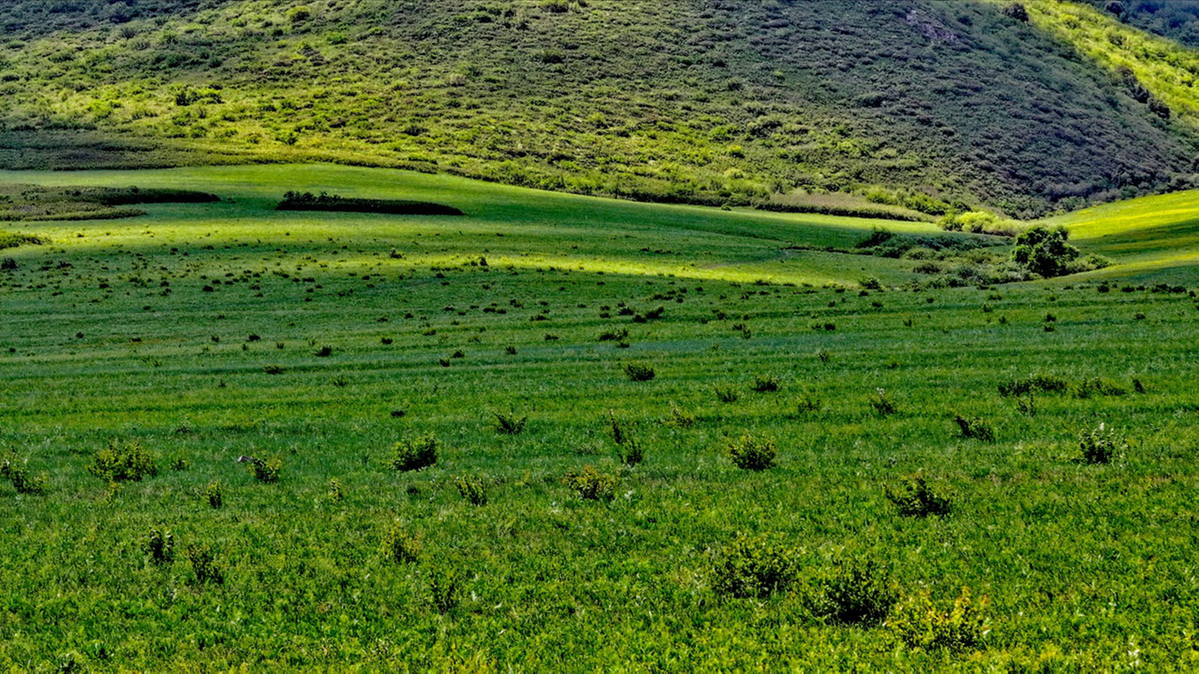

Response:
(1046, 189), (1199, 282)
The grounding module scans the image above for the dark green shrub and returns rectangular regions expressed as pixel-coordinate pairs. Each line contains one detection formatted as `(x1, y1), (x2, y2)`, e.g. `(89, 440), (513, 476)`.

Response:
(1079, 423), (1124, 464)
(146, 528), (175, 565)
(711, 535), (797, 598)
(246, 456), (282, 483)
(88, 439), (158, 482)
(562, 466), (617, 500)
(810, 559), (897, 626)
(455, 475), (488, 506)
(205, 481), (223, 509)
(1, 457), (47, 495)
(868, 389), (897, 416)
(714, 387), (739, 403)
(624, 363), (656, 381)
(492, 411), (527, 435)
(750, 374), (780, 393)
(187, 544), (223, 585)
(390, 434), (439, 471)
(885, 476), (952, 518)
(429, 566), (461, 614)
(615, 436), (644, 467)
(953, 415), (996, 443)
(382, 522), (421, 563)
(314, 345), (333, 357)
(664, 404), (696, 428)
(998, 374), (1068, 397)
(1072, 378), (1127, 398)
(327, 479), (345, 504)
(727, 433), (777, 471)
(889, 587), (991, 651)
(1011, 226), (1079, 278)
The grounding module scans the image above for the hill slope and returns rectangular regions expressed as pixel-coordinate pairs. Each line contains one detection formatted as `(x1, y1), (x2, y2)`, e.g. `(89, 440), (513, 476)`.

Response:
(0, 0), (1195, 216)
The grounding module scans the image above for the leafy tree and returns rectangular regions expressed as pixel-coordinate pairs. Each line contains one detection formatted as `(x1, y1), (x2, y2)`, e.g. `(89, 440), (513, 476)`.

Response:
(1011, 226), (1080, 277)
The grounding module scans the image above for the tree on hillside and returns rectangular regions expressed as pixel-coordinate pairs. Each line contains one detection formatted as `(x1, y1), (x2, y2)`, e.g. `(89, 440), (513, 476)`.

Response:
(1011, 226), (1080, 278)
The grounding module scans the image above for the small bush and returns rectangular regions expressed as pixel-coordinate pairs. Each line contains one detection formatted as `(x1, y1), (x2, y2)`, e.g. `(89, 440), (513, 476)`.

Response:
(714, 387), (739, 403)
(750, 374), (780, 393)
(1072, 378), (1127, 399)
(146, 528), (175, 565)
(205, 482), (223, 509)
(664, 404), (696, 428)
(382, 522), (421, 563)
(1015, 395), (1036, 417)
(727, 433), (777, 471)
(391, 434), (439, 471)
(88, 439), (158, 482)
(868, 389), (897, 416)
(1, 457), (47, 495)
(313, 345), (333, 357)
(429, 566), (461, 614)
(810, 559), (897, 626)
(327, 479), (345, 504)
(187, 544), (224, 585)
(885, 476), (952, 518)
(492, 411), (528, 435)
(953, 415), (996, 443)
(624, 363), (656, 382)
(615, 436), (644, 467)
(1079, 423), (1124, 465)
(562, 466), (617, 500)
(998, 374), (1067, 397)
(246, 456), (282, 483)
(889, 587), (991, 651)
(455, 475), (488, 506)
(711, 535), (797, 598)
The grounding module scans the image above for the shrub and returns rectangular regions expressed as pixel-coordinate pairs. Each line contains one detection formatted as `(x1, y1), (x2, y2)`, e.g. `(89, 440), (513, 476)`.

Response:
(953, 415), (996, 443)
(246, 456), (282, 483)
(810, 559), (897, 626)
(205, 481), (223, 509)
(727, 433), (777, 471)
(714, 387), (739, 403)
(562, 466), (617, 500)
(664, 404), (696, 428)
(390, 434), (439, 471)
(615, 436), (644, 467)
(327, 479), (345, 504)
(1072, 378), (1127, 398)
(868, 389), (897, 416)
(429, 566), (461, 614)
(88, 439), (158, 482)
(455, 475), (488, 506)
(750, 374), (781, 393)
(885, 476), (952, 518)
(187, 544), (223, 585)
(1011, 226), (1079, 278)
(146, 528), (175, 565)
(624, 363), (656, 382)
(1079, 423), (1124, 465)
(313, 345), (333, 357)
(492, 411), (528, 435)
(711, 535), (797, 599)
(889, 587), (991, 651)
(998, 374), (1067, 397)
(1, 457), (47, 495)
(382, 522), (421, 563)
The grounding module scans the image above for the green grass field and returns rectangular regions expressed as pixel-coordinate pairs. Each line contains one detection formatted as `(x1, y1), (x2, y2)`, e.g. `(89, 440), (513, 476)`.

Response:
(1, 165), (1197, 670)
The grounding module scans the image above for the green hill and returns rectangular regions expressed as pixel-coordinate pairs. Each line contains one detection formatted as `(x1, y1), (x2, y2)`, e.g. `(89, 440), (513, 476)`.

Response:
(0, 0), (1195, 217)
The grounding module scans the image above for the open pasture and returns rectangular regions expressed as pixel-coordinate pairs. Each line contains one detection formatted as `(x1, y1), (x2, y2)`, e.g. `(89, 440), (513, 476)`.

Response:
(0, 165), (1197, 670)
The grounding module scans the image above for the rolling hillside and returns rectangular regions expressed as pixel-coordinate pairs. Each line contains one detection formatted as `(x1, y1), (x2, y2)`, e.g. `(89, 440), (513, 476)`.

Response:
(0, 0), (1195, 217)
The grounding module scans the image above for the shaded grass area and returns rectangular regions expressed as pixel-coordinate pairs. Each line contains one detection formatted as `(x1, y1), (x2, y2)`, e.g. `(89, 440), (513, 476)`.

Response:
(277, 191), (464, 216)
(0, 165), (1197, 669)
(0, 183), (219, 222)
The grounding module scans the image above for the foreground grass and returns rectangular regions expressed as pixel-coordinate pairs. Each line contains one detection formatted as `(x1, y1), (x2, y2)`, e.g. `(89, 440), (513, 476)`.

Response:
(0, 166), (1197, 669)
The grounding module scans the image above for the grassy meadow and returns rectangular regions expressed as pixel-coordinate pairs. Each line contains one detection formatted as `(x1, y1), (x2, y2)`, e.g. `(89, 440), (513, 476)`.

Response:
(1, 165), (1197, 670)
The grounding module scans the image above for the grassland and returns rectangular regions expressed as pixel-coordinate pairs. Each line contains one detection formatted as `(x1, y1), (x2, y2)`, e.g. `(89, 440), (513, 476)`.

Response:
(0, 0), (1195, 216)
(1, 165), (1197, 670)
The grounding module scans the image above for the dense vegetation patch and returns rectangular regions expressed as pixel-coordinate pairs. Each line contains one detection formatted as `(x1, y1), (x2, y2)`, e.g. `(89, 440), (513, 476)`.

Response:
(0, 184), (218, 221)
(277, 191), (464, 216)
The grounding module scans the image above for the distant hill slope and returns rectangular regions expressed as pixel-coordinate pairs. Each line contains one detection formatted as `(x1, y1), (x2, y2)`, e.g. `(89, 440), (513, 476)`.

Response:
(0, 0), (1195, 217)
(1080, 0), (1199, 46)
